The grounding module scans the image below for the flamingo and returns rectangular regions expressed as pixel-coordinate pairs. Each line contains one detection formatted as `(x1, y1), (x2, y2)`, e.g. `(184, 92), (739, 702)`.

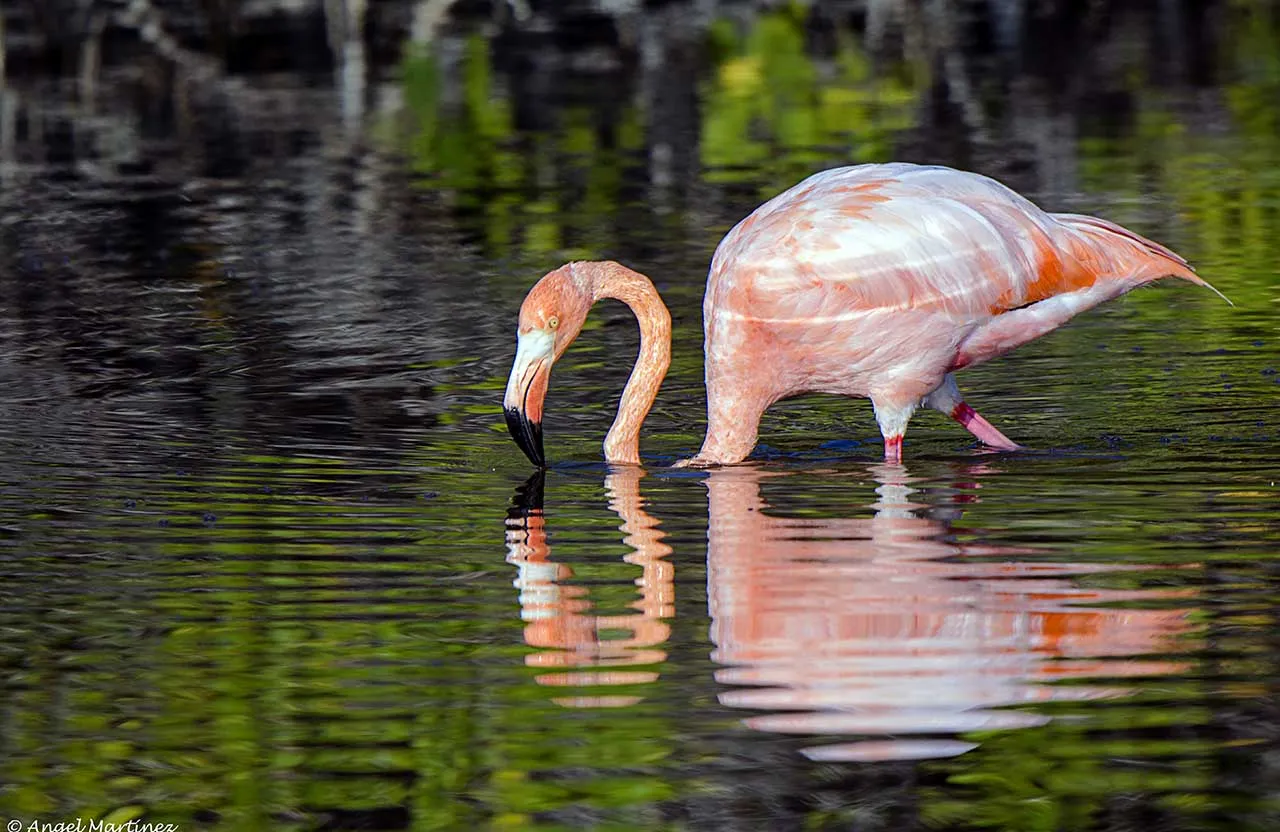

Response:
(503, 163), (1226, 466)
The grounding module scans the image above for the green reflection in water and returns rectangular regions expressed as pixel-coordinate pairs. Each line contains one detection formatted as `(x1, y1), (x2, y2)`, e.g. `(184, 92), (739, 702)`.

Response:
(701, 7), (921, 191)
(396, 36), (645, 263)
(920, 702), (1215, 831)
(0, 457), (686, 831)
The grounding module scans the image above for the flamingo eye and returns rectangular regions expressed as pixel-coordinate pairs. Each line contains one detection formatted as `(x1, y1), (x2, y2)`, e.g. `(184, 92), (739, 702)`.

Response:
(548, 316), (559, 330)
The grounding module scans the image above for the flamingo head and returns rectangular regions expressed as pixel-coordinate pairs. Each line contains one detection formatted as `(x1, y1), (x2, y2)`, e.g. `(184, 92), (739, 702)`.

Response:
(503, 265), (592, 467)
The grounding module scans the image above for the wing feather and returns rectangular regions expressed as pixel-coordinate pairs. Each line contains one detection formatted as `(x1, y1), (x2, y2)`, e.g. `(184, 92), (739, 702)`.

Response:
(707, 165), (1084, 324)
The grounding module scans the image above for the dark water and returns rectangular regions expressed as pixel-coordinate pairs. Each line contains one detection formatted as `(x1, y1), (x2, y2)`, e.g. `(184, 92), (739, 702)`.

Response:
(2, 2), (1280, 830)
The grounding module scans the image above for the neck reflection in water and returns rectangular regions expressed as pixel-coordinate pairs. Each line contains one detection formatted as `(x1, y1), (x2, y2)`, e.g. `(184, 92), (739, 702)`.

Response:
(503, 463), (1193, 761)
(504, 468), (673, 709)
(706, 463), (1193, 762)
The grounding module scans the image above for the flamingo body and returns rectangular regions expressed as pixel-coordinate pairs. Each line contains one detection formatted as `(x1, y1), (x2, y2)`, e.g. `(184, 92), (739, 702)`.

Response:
(503, 163), (1221, 466)
(689, 163), (1218, 464)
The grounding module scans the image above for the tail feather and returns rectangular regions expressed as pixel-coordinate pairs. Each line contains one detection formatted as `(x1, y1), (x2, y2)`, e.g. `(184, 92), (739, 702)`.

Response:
(1053, 213), (1232, 306)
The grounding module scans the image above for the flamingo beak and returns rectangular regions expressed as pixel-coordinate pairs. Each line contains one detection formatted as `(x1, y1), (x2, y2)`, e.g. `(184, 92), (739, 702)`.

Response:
(503, 329), (554, 467)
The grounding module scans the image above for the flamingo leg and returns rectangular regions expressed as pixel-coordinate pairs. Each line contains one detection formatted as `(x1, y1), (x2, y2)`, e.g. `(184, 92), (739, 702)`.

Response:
(924, 374), (1021, 451)
(883, 434), (904, 463)
(949, 402), (1020, 450)
(872, 398), (917, 463)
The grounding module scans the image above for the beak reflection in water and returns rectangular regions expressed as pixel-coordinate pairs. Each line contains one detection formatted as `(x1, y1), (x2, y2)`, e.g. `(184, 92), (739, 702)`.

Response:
(504, 468), (673, 708)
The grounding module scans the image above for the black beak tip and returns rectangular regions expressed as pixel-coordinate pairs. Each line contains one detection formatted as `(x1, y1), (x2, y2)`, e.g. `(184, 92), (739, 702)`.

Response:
(504, 407), (546, 468)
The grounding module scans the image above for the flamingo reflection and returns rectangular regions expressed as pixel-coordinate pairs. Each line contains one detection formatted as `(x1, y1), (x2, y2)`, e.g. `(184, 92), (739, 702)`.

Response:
(504, 468), (673, 709)
(706, 463), (1194, 762)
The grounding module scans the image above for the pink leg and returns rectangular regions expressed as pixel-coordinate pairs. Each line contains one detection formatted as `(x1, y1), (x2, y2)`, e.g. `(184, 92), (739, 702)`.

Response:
(924, 374), (1021, 451)
(872, 398), (916, 463)
(950, 402), (1021, 451)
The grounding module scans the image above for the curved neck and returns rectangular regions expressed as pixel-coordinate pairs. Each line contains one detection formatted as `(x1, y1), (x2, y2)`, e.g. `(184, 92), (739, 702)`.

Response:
(581, 262), (672, 465)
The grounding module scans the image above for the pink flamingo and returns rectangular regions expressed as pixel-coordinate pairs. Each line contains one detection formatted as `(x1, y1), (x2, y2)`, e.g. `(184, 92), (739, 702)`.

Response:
(503, 163), (1225, 465)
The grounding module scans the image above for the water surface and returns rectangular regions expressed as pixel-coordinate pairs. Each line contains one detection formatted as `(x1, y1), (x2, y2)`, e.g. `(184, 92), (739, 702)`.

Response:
(1, 2), (1279, 830)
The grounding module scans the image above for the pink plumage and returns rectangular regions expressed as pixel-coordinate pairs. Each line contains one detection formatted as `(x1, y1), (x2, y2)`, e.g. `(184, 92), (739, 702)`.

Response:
(504, 163), (1225, 466)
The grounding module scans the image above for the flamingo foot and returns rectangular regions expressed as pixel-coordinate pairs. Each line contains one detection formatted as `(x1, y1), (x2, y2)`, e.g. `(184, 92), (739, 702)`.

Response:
(950, 403), (1021, 451)
(883, 435), (904, 463)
